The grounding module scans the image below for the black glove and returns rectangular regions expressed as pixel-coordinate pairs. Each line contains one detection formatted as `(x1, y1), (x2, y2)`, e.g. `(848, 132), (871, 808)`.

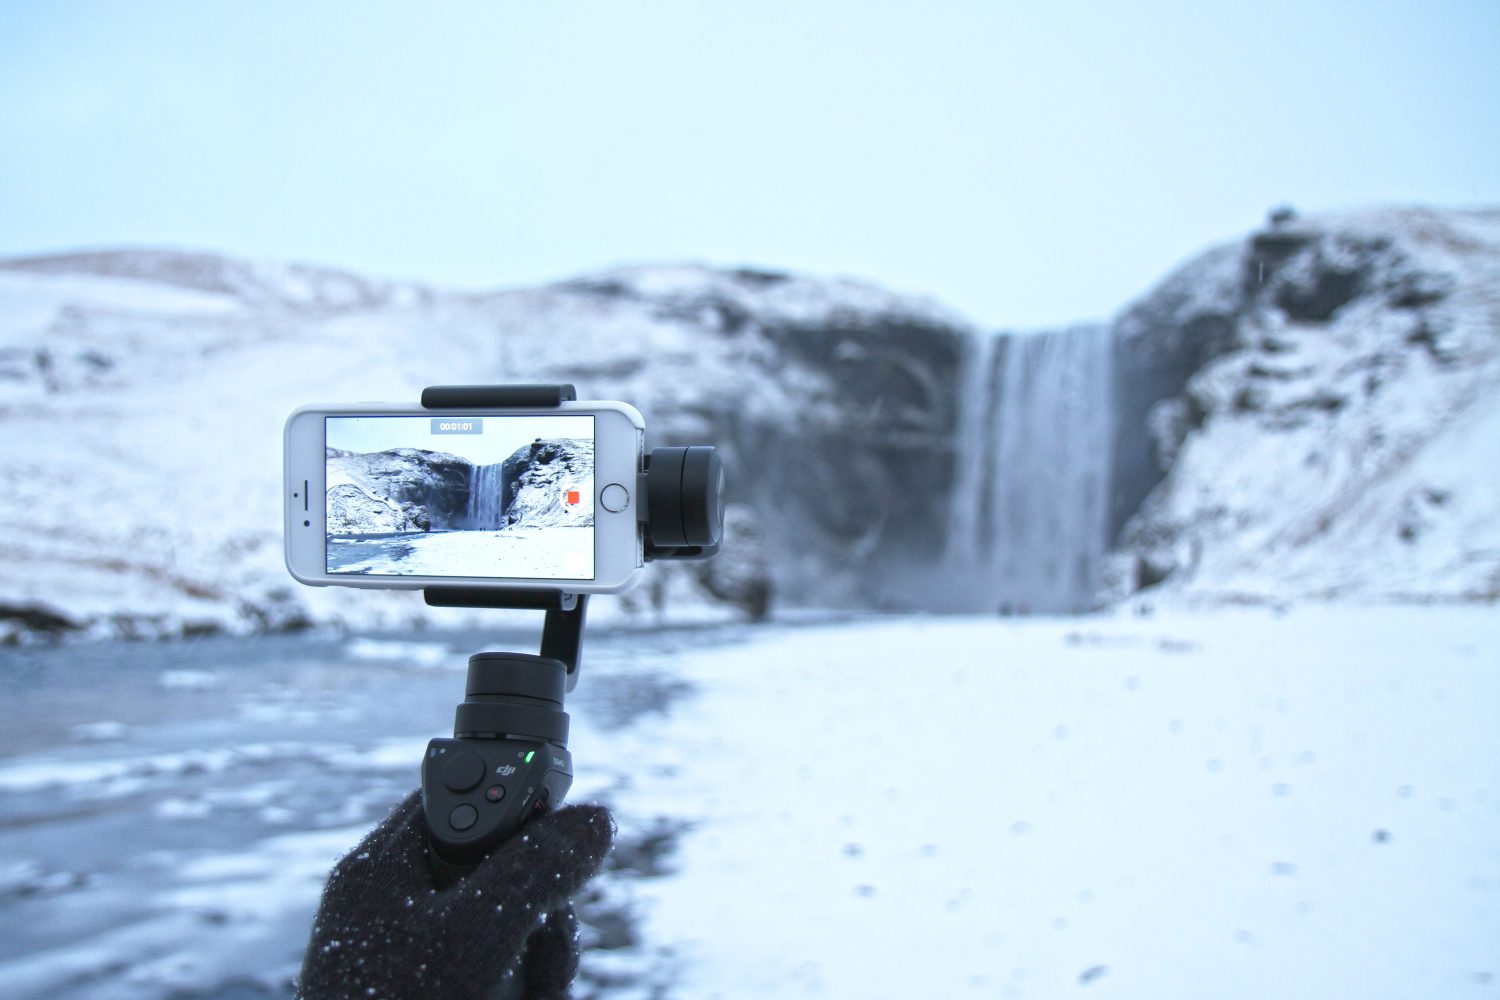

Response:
(298, 790), (614, 1000)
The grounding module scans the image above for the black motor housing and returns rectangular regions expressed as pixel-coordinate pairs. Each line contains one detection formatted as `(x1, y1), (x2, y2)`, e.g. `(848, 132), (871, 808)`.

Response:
(645, 445), (725, 560)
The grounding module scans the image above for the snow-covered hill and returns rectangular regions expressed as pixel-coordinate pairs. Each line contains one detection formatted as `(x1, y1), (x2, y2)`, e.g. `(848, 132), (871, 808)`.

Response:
(1109, 207), (1500, 604)
(1, 207), (1495, 642)
(0, 252), (974, 640)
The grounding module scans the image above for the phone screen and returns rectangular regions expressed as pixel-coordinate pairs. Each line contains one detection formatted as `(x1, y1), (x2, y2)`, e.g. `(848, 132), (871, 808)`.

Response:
(323, 414), (596, 581)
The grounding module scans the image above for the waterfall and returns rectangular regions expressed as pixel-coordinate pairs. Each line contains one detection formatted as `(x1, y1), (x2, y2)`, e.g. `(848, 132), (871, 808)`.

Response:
(943, 330), (1001, 570)
(942, 325), (1114, 613)
(466, 463), (508, 530)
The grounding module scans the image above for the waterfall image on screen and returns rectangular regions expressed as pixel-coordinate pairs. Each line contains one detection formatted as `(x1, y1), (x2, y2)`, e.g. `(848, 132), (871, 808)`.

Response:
(324, 415), (595, 580)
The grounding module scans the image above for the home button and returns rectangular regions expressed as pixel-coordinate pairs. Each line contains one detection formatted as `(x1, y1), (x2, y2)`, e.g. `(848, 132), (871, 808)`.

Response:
(600, 483), (630, 513)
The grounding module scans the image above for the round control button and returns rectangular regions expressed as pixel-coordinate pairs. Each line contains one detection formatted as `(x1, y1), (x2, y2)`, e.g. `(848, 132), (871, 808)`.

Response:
(442, 751), (485, 792)
(600, 483), (630, 513)
(449, 804), (478, 832)
(485, 784), (505, 803)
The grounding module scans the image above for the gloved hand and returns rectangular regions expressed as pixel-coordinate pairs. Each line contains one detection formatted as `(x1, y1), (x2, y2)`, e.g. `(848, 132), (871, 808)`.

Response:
(298, 790), (614, 1000)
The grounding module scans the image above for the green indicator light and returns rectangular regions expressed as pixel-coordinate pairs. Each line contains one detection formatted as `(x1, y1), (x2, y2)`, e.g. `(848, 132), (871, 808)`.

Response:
(524, 750), (535, 763)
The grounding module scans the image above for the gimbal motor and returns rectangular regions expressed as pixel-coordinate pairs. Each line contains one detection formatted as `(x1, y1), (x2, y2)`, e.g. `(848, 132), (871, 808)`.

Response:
(643, 445), (726, 560)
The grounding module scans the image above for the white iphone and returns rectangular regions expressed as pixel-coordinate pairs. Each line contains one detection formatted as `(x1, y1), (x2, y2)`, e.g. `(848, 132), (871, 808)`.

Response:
(284, 400), (646, 593)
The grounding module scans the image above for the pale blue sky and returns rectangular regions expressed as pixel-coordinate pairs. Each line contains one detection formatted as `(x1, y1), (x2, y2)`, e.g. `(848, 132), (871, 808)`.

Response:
(1, 1), (1496, 327)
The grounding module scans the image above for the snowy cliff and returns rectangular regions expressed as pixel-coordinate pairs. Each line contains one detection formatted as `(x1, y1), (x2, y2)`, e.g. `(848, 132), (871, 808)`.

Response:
(0, 207), (1494, 642)
(326, 447), (473, 532)
(0, 252), (971, 639)
(1108, 207), (1500, 603)
(325, 484), (419, 535)
(500, 439), (595, 529)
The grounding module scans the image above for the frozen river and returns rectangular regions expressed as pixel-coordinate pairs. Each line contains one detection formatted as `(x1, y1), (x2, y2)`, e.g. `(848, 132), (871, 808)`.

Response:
(0, 620), (738, 999)
(1, 607), (1497, 999)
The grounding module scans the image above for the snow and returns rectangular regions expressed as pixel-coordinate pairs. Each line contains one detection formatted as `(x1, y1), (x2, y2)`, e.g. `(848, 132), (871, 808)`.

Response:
(342, 638), (455, 669)
(69, 720), (131, 742)
(327, 526), (594, 579)
(0, 742), (348, 795)
(0, 271), (245, 329)
(159, 668), (222, 690)
(0, 223), (1496, 998)
(0, 250), (973, 639)
(3, 609), (1492, 999)
(5, 215), (1493, 641)
(600, 609), (1500, 997)
(1115, 207), (1500, 606)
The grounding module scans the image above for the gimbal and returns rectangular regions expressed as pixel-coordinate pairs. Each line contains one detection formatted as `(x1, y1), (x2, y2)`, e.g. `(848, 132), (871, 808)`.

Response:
(414, 384), (723, 989)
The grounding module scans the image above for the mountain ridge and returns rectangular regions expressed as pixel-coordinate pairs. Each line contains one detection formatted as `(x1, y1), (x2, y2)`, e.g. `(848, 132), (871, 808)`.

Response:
(1, 204), (1495, 642)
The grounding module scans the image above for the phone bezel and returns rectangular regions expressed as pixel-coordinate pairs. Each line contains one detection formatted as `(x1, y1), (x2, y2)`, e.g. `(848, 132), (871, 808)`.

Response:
(283, 400), (645, 593)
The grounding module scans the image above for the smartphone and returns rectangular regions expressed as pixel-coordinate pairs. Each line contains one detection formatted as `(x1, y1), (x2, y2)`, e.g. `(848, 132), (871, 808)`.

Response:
(284, 400), (646, 593)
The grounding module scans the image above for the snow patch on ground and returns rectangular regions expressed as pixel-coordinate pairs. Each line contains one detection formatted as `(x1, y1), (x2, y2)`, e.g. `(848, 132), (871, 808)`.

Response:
(327, 525), (593, 580)
(586, 608), (1500, 998)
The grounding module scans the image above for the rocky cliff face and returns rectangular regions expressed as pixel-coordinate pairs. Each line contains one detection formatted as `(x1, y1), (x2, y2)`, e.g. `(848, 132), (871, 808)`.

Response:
(501, 439), (595, 529)
(1107, 207), (1500, 602)
(450, 266), (972, 608)
(328, 440), (595, 535)
(326, 484), (418, 534)
(1108, 243), (1246, 542)
(326, 447), (473, 532)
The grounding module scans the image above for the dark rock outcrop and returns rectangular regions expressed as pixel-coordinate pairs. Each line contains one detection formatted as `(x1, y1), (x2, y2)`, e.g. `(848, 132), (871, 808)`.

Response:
(695, 505), (773, 620)
(712, 313), (967, 606)
(1109, 243), (1245, 542)
(475, 269), (974, 609)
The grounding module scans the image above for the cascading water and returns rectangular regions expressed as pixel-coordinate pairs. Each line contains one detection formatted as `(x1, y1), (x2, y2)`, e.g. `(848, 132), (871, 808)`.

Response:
(465, 463), (508, 530)
(941, 325), (1115, 613)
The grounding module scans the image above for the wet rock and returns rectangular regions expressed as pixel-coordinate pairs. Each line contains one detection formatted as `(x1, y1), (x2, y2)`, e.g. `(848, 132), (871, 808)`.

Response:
(1079, 964), (1109, 985)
